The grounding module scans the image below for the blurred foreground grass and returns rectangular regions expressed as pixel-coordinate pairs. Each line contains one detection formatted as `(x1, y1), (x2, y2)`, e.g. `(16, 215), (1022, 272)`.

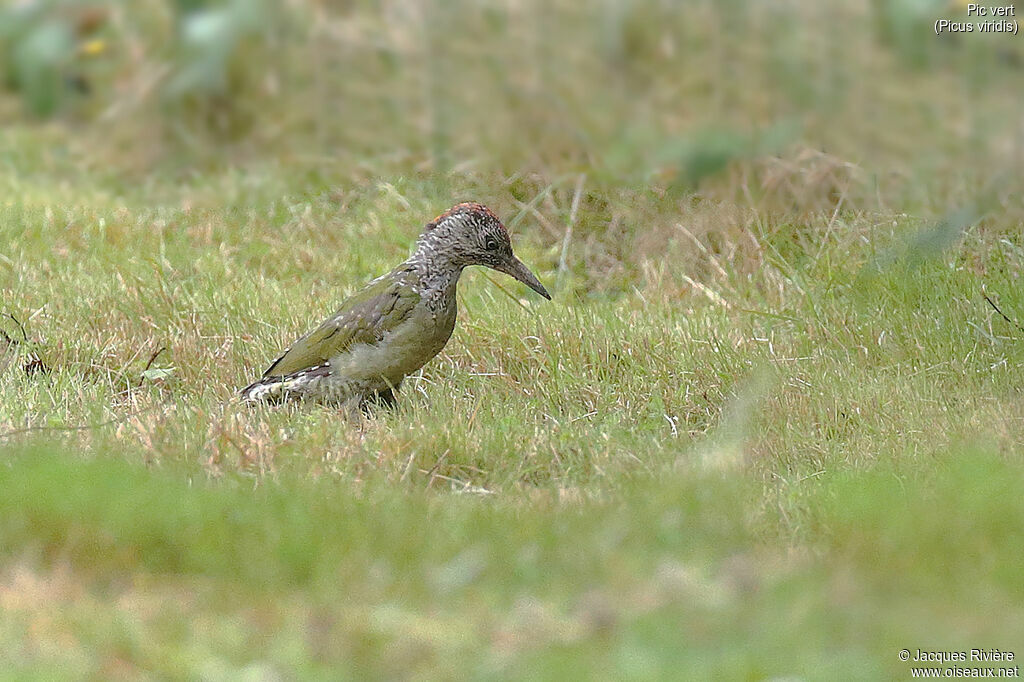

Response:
(2, 446), (1021, 678)
(2, 0), (1024, 678)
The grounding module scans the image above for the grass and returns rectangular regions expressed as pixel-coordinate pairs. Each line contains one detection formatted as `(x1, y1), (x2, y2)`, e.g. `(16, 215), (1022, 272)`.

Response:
(3, 0), (1024, 678)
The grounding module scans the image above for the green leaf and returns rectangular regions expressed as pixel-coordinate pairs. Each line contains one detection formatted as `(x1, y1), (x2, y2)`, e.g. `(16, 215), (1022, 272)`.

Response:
(141, 367), (176, 382)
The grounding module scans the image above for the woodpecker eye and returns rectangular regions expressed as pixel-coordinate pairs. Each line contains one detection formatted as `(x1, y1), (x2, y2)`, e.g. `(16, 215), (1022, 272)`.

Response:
(484, 237), (499, 251)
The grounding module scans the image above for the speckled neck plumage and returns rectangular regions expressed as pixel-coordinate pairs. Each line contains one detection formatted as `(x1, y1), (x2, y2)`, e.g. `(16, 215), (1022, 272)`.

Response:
(404, 221), (466, 310)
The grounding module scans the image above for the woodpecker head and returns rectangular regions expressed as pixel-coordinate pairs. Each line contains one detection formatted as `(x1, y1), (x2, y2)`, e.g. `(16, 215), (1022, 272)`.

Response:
(417, 202), (551, 300)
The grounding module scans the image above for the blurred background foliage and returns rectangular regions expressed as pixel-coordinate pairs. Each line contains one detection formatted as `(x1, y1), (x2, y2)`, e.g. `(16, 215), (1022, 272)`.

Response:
(1, 0), (1022, 292)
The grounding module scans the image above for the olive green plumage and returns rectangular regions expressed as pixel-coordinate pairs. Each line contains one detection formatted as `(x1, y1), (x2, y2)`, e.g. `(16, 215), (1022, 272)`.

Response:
(241, 202), (550, 406)
(262, 269), (422, 378)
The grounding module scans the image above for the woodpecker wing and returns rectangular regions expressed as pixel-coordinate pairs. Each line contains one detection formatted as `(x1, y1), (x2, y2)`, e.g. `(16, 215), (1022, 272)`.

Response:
(261, 270), (420, 378)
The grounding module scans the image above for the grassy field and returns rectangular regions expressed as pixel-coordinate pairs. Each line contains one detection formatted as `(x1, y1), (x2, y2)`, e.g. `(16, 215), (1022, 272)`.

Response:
(2, 0), (1024, 679)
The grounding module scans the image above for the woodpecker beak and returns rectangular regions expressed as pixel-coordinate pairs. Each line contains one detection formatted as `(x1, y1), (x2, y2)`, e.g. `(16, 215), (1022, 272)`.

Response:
(497, 256), (551, 300)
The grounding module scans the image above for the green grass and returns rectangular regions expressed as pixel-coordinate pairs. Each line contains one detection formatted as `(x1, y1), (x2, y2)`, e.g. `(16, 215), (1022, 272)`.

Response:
(3, 0), (1024, 679)
(3, 446), (1021, 679)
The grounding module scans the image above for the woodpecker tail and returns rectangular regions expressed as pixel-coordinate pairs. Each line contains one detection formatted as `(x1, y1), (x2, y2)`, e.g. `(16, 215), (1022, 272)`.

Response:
(239, 363), (332, 403)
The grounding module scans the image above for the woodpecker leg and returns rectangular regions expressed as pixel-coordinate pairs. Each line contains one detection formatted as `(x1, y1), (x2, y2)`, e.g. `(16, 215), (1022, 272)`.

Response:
(373, 387), (397, 408)
(359, 386), (398, 415)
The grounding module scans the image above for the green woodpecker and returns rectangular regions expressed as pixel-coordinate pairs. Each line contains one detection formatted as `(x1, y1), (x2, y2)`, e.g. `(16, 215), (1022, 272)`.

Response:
(241, 202), (550, 405)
